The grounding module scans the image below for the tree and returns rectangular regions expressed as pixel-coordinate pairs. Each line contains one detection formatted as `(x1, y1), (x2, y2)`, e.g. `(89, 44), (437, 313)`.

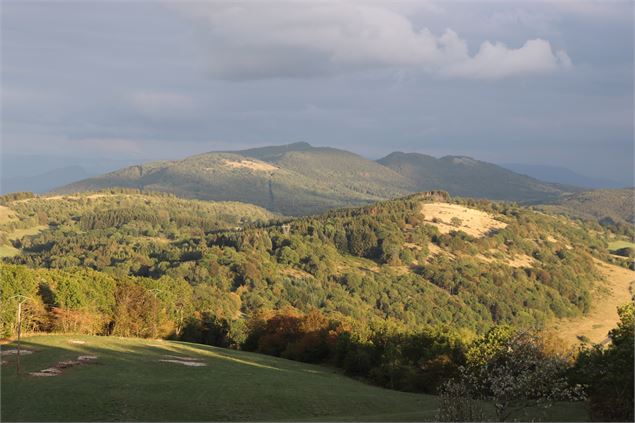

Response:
(440, 327), (584, 421)
(573, 303), (634, 421)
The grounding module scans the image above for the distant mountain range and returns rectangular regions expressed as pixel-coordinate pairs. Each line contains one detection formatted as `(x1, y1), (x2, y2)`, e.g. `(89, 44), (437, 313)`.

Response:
(1, 154), (144, 195)
(1, 166), (91, 194)
(54, 142), (584, 215)
(500, 163), (626, 189)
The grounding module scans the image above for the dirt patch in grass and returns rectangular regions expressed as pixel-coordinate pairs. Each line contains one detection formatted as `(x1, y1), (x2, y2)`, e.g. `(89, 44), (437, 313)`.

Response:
(551, 260), (635, 346)
(222, 159), (279, 172)
(1, 349), (33, 356)
(29, 355), (98, 377)
(30, 368), (62, 377)
(159, 356), (207, 367)
(420, 203), (507, 238)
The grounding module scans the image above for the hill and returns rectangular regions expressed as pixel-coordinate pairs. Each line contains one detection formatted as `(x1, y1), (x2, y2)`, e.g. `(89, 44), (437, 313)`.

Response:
(0, 190), (275, 259)
(378, 152), (579, 203)
(537, 188), (634, 237)
(2, 192), (632, 410)
(3, 191), (626, 337)
(0, 335), (587, 422)
(55, 143), (414, 216)
(54, 143), (581, 215)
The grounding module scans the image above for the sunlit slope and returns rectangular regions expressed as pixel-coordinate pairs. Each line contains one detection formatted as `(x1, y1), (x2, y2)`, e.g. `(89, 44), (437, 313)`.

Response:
(1, 335), (438, 422)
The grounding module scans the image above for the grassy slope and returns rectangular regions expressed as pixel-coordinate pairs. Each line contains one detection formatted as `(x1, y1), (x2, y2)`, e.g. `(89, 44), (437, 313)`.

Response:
(1, 335), (587, 422)
(549, 260), (635, 345)
(608, 240), (635, 251)
(2, 335), (436, 422)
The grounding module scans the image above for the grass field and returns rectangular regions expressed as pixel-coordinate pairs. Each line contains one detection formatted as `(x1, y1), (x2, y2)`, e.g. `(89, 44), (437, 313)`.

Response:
(1, 335), (588, 422)
(551, 261), (635, 345)
(6, 225), (48, 241)
(0, 244), (20, 258)
(608, 239), (635, 251)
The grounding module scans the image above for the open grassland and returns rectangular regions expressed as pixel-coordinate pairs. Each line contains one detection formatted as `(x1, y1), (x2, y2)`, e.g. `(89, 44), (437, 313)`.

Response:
(1, 335), (587, 422)
(0, 244), (20, 257)
(1, 335), (438, 422)
(419, 202), (507, 237)
(551, 261), (635, 345)
(6, 225), (48, 241)
(608, 239), (635, 251)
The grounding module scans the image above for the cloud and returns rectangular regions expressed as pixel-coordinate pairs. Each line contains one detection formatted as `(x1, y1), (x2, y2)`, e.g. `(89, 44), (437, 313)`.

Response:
(128, 91), (195, 118)
(443, 37), (572, 79)
(172, 2), (571, 80)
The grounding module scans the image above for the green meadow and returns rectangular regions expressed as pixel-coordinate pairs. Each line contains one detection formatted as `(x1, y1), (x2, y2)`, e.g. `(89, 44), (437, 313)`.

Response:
(1, 335), (588, 422)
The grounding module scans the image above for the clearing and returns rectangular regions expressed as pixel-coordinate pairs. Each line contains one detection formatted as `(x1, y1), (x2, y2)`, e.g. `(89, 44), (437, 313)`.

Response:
(0, 206), (17, 224)
(420, 202), (506, 238)
(608, 239), (635, 251)
(551, 260), (635, 346)
(0, 335), (587, 422)
(222, 159), (279, 172)
(6, 225), (48, 241)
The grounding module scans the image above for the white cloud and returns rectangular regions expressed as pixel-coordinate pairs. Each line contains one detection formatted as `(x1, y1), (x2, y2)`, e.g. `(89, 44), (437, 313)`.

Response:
(444, 38), (572, 79)
(172, 2), (571, 80)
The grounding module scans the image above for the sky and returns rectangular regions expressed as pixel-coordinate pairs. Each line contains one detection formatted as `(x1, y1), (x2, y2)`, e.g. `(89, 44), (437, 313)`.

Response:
(1, 0), (633, 185)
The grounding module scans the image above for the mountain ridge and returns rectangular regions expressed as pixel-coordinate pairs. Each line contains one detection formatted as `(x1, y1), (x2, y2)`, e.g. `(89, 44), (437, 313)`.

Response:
(54, 142), (580, 215)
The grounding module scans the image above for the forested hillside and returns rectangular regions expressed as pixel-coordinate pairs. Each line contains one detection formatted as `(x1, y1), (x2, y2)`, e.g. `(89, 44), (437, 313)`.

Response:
(537, 188), (635, 236)
(55, 143), (415, 215)
(55, 143), (581, 215)
(2, 190), (618, 337)
(378, 152), (579, 202)
(2, 190), (633, 417)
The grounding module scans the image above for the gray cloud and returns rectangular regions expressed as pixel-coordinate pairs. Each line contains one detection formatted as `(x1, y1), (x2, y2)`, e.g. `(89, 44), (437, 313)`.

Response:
(174, 2), (571, 80)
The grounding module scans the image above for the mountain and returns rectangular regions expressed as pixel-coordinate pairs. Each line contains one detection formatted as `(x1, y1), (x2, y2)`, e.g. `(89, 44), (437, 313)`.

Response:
(55, 143), (581, 215)
(55, 143), (414, 215)
(500, 163), (624, 189)
(1, 165), (91, 194)
(377, 152), (579, 202)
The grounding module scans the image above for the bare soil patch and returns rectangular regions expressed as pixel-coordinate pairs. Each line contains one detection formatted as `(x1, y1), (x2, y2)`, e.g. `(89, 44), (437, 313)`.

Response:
(222, 159), (279, 172)
(1, 349), (33, 356)
(420, 203), (506, 238)
(552, 260), (635, 346)
(159, 355), (207, 367)
(29, 355), (98, 377)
